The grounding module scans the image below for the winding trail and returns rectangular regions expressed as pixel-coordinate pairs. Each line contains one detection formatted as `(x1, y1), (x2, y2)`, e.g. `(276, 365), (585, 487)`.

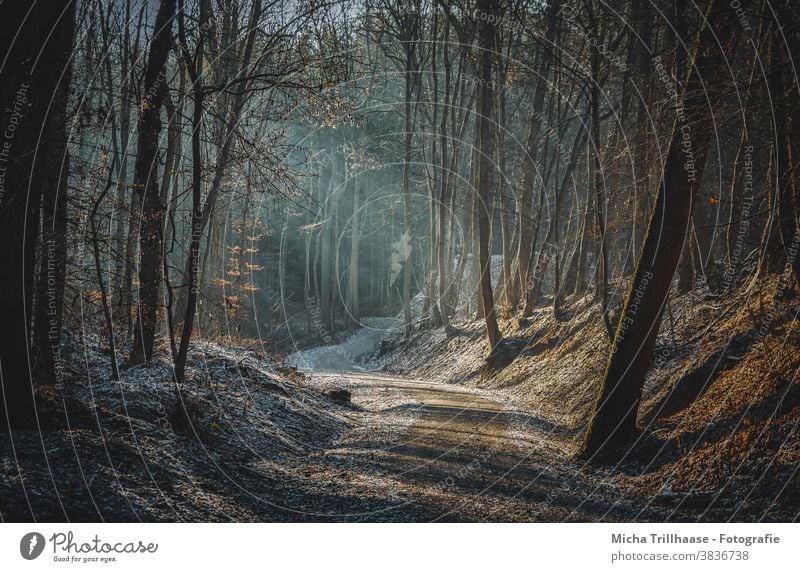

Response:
(271, 319), (674, 521)
(258, 369), (670, 521)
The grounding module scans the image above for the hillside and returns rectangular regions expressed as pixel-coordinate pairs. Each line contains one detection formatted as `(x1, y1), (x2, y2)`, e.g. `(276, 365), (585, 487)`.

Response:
(380, 275), (800, 520)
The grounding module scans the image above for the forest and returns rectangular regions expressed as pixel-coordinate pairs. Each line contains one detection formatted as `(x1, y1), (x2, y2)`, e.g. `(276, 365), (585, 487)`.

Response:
(1, 0), (799, 523)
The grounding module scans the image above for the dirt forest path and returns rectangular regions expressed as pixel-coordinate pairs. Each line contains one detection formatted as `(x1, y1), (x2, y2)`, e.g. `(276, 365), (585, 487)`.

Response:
(263, 372), (674, 522)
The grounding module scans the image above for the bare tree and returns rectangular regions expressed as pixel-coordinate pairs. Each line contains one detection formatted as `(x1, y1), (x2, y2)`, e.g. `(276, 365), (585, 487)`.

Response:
(583, 0), (732, 456)
(475, 0), (502, 350)
(129, 0), (178, 364)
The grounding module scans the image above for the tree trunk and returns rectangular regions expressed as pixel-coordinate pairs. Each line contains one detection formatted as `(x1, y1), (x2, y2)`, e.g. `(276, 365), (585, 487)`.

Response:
(513, 1), (556, 312)
(31, 2), (75, 387)
(582, 0), (724, 457)
(348, 174), (362, 325)
(129, 0), (178, 364)
(175, 0), (206, 381)
(0, 1), (75, 429)
(770, 6), (800, 286)
(402, 48), (416, 336)
(476, 0), (502, 350)
(587, 12), (613, 338)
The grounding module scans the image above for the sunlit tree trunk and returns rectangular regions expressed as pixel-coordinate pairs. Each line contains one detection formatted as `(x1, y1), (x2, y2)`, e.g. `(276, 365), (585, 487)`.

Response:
(348, 175), (362, 325)
(476, 0), (502, 350)
(401, 47), (416, 336)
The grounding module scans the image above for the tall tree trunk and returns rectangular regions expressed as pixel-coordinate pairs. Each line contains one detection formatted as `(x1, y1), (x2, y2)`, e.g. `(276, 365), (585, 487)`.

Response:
(90, 174), (121, 381)
(582, 0), (725, 457)
(348, 174), (362, 325)
(31, 1), (75, 387)
(554, 112), (589, 313)
(573, 146), (595, 296)
(114, 0), (142, 322)
(319, 161), (335, 334)
(591, 47), (613, 339)
(0, 1), (75, 429)
(513, 0), (556, 312)
(175, 0), (206, 381)
(129, 0), (178, 364)
(401, 47), (416, 336)
(770, 4), (800, 286)
(476, 0), (502, 350)
(436, 16), (453, 327)
(522, 132), (556, 316)
(622, 0), (655, 274)
(118, 0), (146, 332)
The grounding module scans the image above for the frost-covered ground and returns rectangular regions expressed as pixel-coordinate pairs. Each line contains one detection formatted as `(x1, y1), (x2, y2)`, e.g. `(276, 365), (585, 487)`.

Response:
(380, 276), (800, 521)
(287, 317), (403, 372)
(286, 254), (506, 375)
(5, 272), (796, 522)
(0, 317), (673, 522)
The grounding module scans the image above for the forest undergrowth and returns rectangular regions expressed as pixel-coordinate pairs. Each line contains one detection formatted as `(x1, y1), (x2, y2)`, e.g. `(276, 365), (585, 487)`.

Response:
(383, 274), (800, 520)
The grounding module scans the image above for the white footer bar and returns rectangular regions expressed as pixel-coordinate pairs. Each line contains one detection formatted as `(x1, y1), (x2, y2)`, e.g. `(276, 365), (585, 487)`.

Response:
(1, 523), (796, 570)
